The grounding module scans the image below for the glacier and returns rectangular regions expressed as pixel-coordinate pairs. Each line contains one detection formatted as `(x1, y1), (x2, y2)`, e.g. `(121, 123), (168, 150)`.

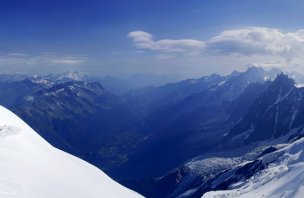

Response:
(203, 136), (304, 198)
(0, 106), (142, 198)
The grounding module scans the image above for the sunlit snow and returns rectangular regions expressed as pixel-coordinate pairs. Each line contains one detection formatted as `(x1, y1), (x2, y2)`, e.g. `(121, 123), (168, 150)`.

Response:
(0, 106), (142, 198)
(203, 137), (304, 198)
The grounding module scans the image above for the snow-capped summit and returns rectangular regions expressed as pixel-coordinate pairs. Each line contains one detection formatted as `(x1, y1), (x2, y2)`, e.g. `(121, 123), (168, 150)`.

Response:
(28, 71), (89, 88)
(0, 106), (142, 198)
(44, 71), (88, 82)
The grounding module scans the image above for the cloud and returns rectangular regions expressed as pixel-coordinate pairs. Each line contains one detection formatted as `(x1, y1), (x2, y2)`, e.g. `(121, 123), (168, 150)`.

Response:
(128, 31), (153, 44)
(206, 27), (300, 59)
(0, 53), (88, 65)
(128, 31), (205, 54)
(127, 28), (304, 69)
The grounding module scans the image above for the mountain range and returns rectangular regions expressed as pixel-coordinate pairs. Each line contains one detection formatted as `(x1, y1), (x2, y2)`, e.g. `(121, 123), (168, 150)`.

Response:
(1, 67), (304, 197)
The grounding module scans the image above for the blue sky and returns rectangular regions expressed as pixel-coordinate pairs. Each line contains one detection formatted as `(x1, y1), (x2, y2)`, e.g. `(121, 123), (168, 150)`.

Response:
(1, 0), (304, 78)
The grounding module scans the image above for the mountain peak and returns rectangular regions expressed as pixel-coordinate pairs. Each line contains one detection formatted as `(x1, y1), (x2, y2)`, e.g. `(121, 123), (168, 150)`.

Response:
(272, 73), (295, 89)
(236, 66), (266, 83)
(244, 66), (265, 75)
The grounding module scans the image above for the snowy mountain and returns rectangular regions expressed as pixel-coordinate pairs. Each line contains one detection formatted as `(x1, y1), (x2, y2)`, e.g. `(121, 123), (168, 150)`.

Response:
(120, 70), (304, 197)
(2, 67), (304, 198)
(34, 71), (179, 95)
(226, 73), (304, 146)
(0, 105), (142, 198)
(135, 73), (304, 197)
(203, 137), (304, 198)
(116, 67), (280, 180)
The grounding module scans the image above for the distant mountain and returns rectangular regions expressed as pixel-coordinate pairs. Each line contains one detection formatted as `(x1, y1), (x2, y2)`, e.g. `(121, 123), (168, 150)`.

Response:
(97, 76), (132, 96)
(115, 67), (278, 180)
(123, 74), (226, 117)
(98, 73), (179, 95)
(12, 81), (141, 171)
(0, 106), (142, 198)
(226, 73), (304, 146)
(0, 78), (44, 107)
(38, 72), (179, 95)
(0, 72), (91, 108)
(122, 72), (304, 198)
(123, 66), (280, 119)
(123, 73), (179, 90)
(2, 67), (303, 198)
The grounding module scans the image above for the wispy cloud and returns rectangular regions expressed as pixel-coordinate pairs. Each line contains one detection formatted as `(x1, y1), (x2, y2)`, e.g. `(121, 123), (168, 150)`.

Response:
(128, 27), (304, 70)
(206, 27), (301, 59)
(0, 53), (88, 66)
(128, 31), (205, 55)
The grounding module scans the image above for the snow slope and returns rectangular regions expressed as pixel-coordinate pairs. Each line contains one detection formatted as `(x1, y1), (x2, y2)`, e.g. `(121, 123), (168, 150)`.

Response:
(203, 137), (304, 198)
(0, 106), (142, 198)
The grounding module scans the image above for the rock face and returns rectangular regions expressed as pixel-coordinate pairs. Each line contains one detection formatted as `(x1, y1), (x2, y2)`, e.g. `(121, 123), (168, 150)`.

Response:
(227, 73), (304, 144)
(0, 106), (142, 198)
